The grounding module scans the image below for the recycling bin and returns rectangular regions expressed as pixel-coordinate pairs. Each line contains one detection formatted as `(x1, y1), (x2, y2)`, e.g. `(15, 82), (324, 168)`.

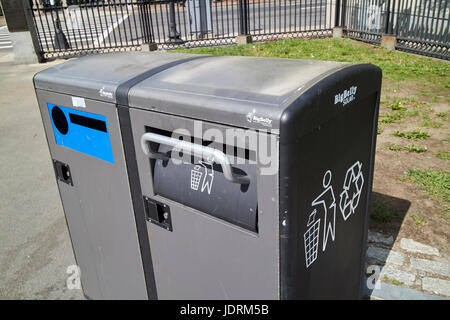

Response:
(34, 52), (381, 300)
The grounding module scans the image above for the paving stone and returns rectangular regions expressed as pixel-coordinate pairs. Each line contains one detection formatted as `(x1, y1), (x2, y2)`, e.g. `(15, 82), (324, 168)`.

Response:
(365, 279), (447, 300)
(415, 278), (422, 287)
(400, 238), (440, 256)
(368, 231), (394, 246)
(380, 266), (416, 286)
(367, 246), (405, 266)
(410, 258), (450, 278)
(422, 277), (450, 297)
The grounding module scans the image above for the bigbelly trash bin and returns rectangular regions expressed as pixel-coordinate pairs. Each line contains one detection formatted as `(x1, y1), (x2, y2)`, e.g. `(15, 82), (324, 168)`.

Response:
(34, 52), (381, 299)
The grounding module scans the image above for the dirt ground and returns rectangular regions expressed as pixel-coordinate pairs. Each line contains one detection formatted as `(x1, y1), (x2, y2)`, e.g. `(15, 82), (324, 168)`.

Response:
(370, 79), (449, 260)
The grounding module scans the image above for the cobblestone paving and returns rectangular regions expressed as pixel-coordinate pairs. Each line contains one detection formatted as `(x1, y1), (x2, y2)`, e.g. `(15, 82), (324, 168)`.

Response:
(366, 230), (450, 298)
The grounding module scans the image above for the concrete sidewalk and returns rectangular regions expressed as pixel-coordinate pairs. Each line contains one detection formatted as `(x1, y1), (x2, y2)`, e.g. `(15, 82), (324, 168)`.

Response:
(0, 52), (83, 299)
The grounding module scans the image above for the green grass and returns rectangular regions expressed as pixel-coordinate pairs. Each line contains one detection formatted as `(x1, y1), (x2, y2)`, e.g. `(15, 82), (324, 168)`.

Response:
(379, 111), (407, 124)
(441, 207), (450, 222)
(175, 38), (450, 91)
(383, 276), (404, 286)
(378, 98), (425, 125)
(404, 144), (427, 153)
(388, 144), (403, 151)
(387, 144), (427, 153)
(421, 119), (442, 128)
(437, 112), (447, 119)
(393, 129), (430, 140)
(377, 127), (382, 135)
(370, 202), (401, 223)
(411, 213), (427, 228)
(387, 99), (407, 111)
(406, 110), (420, 117)
(421, 110), (443, 128)
(436, 150), (450, 161)
(406, 169), (450, 203)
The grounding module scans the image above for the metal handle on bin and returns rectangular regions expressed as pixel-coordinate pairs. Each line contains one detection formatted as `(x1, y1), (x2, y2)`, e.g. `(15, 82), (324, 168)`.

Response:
(140, 132), (250, 185)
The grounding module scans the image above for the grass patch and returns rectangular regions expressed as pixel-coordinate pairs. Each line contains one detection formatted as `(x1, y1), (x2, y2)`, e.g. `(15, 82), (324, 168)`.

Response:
(441, 207), (450, 222)
(436, 150), (450, 161)
(393, 129), (430, 140)
(421, 119), (442, 128)
(411, 213), (427, 228)
(176, 38), (449, 88)
(387, 144), (427, 153)
(387, 99), (407, 111)
(406, 169), (450, 203)
(404, 144), (427, 153)
(379, 111), (407, 124)
(406, 110), (420, 117)
(370, 202), (401, 223)
(421, 111), (442, 128)
(383, 275), (404, 286)
(388, 144), (403, 151)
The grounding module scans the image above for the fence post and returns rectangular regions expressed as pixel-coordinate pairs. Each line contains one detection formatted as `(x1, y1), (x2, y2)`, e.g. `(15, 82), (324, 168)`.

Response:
(138, 0), (158, 51)
(167, 0), (184, 43)
(384, 0), (391, 34)
(333, 0), (345, 38)
(341, 0), (347, 27)
(381, 0), (397, 50)
(2, 0), (44, 63)
(237, 0), (252, 44)
(52, 9), (70, 50)
(335, 0), (341, 27)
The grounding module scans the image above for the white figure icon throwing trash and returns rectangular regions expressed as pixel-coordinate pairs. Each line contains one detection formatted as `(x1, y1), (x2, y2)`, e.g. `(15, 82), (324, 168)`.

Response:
(304, 162), (364, 268)
(304, 170), (337, 268)
(312, 170), (337, 252)
(190, 160), (214, 194)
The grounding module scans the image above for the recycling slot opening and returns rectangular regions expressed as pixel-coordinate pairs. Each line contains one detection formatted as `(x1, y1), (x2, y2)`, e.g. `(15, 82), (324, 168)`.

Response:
(142, 126), (259, 233)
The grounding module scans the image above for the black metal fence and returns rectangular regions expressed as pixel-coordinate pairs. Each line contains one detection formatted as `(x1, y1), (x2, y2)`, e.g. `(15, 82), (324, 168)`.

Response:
(344, 0), (449, 59)
(25, 0), (449, 60)
(27, 0), (336, 59)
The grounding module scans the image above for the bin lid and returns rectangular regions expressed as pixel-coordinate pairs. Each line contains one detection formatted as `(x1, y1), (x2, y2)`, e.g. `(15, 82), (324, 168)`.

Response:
(35, 52), (350, 130)
(128, 54), (348, 130)
(33, 52), (198, 104)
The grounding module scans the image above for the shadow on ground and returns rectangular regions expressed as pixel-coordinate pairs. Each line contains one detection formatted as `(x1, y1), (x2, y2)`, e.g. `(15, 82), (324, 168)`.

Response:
(369, 191), (411, 243)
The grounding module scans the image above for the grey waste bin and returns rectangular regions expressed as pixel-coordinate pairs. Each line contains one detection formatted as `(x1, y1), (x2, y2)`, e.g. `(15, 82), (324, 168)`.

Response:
(34, 52), (381, 300)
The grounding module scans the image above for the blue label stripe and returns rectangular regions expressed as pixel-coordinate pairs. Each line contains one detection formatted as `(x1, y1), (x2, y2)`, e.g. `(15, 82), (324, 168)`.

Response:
(48, 103), (114, 164)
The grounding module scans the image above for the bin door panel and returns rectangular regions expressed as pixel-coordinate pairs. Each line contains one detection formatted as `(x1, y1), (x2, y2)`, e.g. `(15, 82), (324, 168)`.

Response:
(129, 108), (280, 299)
(36, 90), (147, 299)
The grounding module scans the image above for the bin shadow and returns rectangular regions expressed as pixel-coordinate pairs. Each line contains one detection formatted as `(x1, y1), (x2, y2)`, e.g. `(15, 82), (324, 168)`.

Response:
(364, 191), (411, 299)
(368, 191), (411, 244)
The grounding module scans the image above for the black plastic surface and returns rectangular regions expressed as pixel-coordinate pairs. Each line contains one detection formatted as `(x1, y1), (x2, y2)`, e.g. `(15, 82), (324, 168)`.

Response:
(279, 64), (381, 299)
(117, 106), (158, 300)
(153, 144), (259, 232)
(51, 106), (68, 135)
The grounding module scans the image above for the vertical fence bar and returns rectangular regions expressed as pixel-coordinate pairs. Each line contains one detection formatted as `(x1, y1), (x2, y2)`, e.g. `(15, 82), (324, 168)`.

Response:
(341, 0), (347, 27)
(384, 0), (391, 34)
(437, 0), (447, 43)
(238, 0), (249, 35)
(335, 0), (341, 26)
